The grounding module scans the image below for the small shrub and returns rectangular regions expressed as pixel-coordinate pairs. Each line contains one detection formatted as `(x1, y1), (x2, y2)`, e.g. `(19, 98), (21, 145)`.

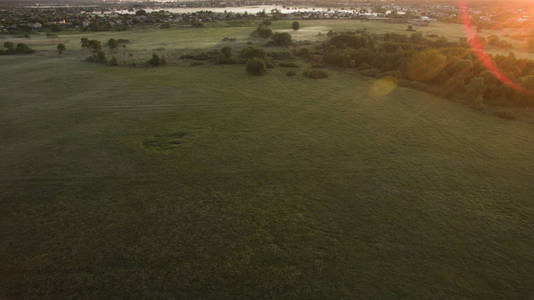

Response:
(303, 69), (328, 79)
(268, 50), (293, 60)
(246, 58), (266, 76)
(286, 71), (297, 77)
(148, 53), (166, 66)
(253, 25), (273, 39)
(292, 21), (300, 31)
(86, 50), (107, 64)
(272, 32), (292, 47)
(109, 56), (118, 66)
(56, 43), (66, 55)
(240, 46), (266, 60)
(15, 43), (35, 54)
(190, 62), (204, 66)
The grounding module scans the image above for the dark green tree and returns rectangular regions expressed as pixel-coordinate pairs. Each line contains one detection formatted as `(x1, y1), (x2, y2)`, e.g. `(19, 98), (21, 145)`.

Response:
(57, 43), (66, 55)
(246, 58), (266, 75)
(272, 32), (292, 47)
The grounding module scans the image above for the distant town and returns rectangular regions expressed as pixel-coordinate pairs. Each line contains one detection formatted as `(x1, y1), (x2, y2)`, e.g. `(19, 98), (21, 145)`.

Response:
(1, 0), (532, 33)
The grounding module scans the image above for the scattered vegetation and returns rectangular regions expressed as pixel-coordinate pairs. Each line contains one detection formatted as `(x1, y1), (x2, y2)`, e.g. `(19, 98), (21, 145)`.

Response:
(148, 53), (166, 66)
(0, 41), (34, 55)
(272, 32), (292, 47)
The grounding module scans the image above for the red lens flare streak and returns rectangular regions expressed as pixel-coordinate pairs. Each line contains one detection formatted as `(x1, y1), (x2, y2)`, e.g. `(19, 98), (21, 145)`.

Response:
(459, 0), (532, 95)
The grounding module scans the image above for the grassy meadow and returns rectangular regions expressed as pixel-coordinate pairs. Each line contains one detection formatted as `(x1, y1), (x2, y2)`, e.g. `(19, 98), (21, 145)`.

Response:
(2, 20), (534, 298)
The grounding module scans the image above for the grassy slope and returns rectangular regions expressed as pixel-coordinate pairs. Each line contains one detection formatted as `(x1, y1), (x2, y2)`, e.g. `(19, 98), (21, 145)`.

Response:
(2, 23), (534, 298)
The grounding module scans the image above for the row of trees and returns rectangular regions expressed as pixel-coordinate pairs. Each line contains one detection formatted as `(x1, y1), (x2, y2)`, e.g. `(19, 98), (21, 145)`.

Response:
(0, 41), (34, 55)
(250, 22), (293, 47)
(320, 31), (534, 107)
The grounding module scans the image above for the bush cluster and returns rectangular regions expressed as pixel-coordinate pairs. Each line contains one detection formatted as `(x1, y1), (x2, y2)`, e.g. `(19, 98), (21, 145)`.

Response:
(246, 58), (266, 75)
(319, 31), (534, 107)
(0, 41), (35, 55)
(148, 53), (166, 66)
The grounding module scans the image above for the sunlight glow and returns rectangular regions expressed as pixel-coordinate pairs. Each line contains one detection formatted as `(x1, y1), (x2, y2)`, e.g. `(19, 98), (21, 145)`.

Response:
(459, 0), (534, 95)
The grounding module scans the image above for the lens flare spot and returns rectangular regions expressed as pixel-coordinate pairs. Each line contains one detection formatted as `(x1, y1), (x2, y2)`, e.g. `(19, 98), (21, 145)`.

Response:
(459, 0), (534, 95)
(370, 76), (398, 98)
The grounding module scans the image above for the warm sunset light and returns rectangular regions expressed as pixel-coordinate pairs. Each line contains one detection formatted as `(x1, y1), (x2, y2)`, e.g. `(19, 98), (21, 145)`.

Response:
(2, 0), (534, 299)
(459, 0), (534, 95)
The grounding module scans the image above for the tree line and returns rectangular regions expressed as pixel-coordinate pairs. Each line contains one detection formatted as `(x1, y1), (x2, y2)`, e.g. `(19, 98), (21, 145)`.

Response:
(319, 31), (534, 107)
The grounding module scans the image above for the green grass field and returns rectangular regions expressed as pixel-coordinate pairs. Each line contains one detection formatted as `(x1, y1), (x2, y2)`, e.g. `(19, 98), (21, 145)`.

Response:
(2, 21), (534, 298)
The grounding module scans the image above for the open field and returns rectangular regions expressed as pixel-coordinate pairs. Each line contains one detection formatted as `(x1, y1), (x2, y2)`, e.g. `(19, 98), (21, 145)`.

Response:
(5, 19), (534, 59)
(2, 20), (534, 298)
(1, 19), (468, 51)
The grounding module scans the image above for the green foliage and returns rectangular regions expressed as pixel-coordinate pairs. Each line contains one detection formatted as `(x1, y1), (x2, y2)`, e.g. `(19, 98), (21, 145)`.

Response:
(267, 50), (293, 60)
(405, 50), (447, 82)
(17, 43), (34, 54)
(286, 70), (297, 77)
(107, 38), (119, 50)
(0, 41), (34, 55)
(246, 58), (266, 75)
(56, 43), (66, 55)
(80, 37), (89, 48)
(240, 46), (266, 60)
(86, 50), (107, 64)
(109, 56), (118, 66)
(214, 46), (236, 65)
(191, 19), (204, 28)
(296, 47), (310, 58)
(2, 42), (33, 55)
(292, 21), (300, 31)
(272, 32), (292, 47)
(253, 25), (273, 39)
(148, 53), (166, 66)
(464, 76), (485, 107)
(487, 35), (513, 49)
(81, 39), (102, 52)
(327, 33), (373, 49)
(221, 46), (232, 58)
(4, 41), (14, 51)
